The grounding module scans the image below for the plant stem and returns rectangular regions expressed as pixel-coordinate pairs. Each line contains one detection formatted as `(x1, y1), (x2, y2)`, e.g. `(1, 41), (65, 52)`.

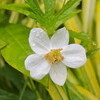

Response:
(47, 79), (69, 100)
(47, 80), (63, 100)
(29, 78), (43, 100)
(67, 69), (79, 84)
(84, 59), (100, 98)
(19, 80), (27, 100)
(9, 0), (24, 23)
(95, 0), (100, 83)
(82, 0), (96, 34)
(55, 85), (69, 100)
(74, 85), (98, 100)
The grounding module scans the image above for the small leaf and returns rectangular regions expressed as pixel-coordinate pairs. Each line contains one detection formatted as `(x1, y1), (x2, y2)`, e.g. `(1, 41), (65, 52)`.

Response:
(69, 30), (91, 46)
(0, 4), (34, 17)
(26, 0), (43, 16)
(86, 48), (100, 57)
(55, 10), (81, 29)
(54, 0), (81, 29)
(0, 4), (45, 25)
(56, 0), (81, 17)
(43, 0), (56, 14)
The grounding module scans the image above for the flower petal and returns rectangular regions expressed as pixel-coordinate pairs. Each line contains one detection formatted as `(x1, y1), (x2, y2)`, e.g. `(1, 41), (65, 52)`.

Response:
(62, 44), (87, 68)
(25, 54), (43, 70)
(51, 27), (69, 49)
(25, 54), (51, 80)
(29, 28), (50, 54)
(49, 62), (67, 86)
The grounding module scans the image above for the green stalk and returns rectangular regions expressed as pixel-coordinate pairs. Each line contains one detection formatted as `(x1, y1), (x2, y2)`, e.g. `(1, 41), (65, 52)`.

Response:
(74, 84), (98, 100)
(47, 80), (69, 100)
(19, 80), (27, 100)
(72, 68), (95, 94)
(55, 85), (69, 100)
(47, 80), (63, 100)
(84, 59), (100, 98)
(66, 81), (84, 100)
(82, 0), (96, 33)
(95, 0), (100, 83)
(67, 69), (79, 85)
(82, 0), (100, 98)
(29, 78), (42, 100)
(9, 0), (24, 23)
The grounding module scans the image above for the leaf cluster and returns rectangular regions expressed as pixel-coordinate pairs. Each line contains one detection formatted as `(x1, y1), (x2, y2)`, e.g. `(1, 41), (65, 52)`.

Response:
(0, 0), (81, 34)
(69, 30), (92, 47)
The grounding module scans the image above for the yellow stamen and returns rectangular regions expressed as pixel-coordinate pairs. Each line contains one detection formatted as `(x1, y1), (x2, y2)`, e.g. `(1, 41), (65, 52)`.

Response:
(45, 49), (64, 64)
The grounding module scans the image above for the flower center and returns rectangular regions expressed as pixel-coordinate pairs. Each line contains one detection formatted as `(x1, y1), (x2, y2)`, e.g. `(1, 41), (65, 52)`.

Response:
(45, 49), (64, 64)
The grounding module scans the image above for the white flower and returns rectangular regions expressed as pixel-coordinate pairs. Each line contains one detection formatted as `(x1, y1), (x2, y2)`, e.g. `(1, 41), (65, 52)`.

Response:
(25, 27), (87, 86)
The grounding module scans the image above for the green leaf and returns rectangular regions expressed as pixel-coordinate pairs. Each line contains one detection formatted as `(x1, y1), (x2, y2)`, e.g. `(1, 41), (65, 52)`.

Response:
(57, 0), (81, 16)
(86, 48), (100, 57)
(0, 4), (44, 25)
(0, 4), (34, 17)
(0, 24), (31, 76)
(69, 30), (91, 46)
(26, 0), (45, 27)
(0, 40), (7, 49)
(54, 0), (81, 29)
(0, 24), (48, 86)
(65, 81), (83, 100)
(43, 0), (56, 14)
(43, 0), (81, 34)
(26, 0), (43, 16)
(55, 10), (81, 29)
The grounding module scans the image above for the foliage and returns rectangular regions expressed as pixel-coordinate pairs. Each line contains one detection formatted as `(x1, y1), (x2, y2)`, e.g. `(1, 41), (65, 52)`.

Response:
(0, 0), (100, 100)
(0, 0), (81, 34)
